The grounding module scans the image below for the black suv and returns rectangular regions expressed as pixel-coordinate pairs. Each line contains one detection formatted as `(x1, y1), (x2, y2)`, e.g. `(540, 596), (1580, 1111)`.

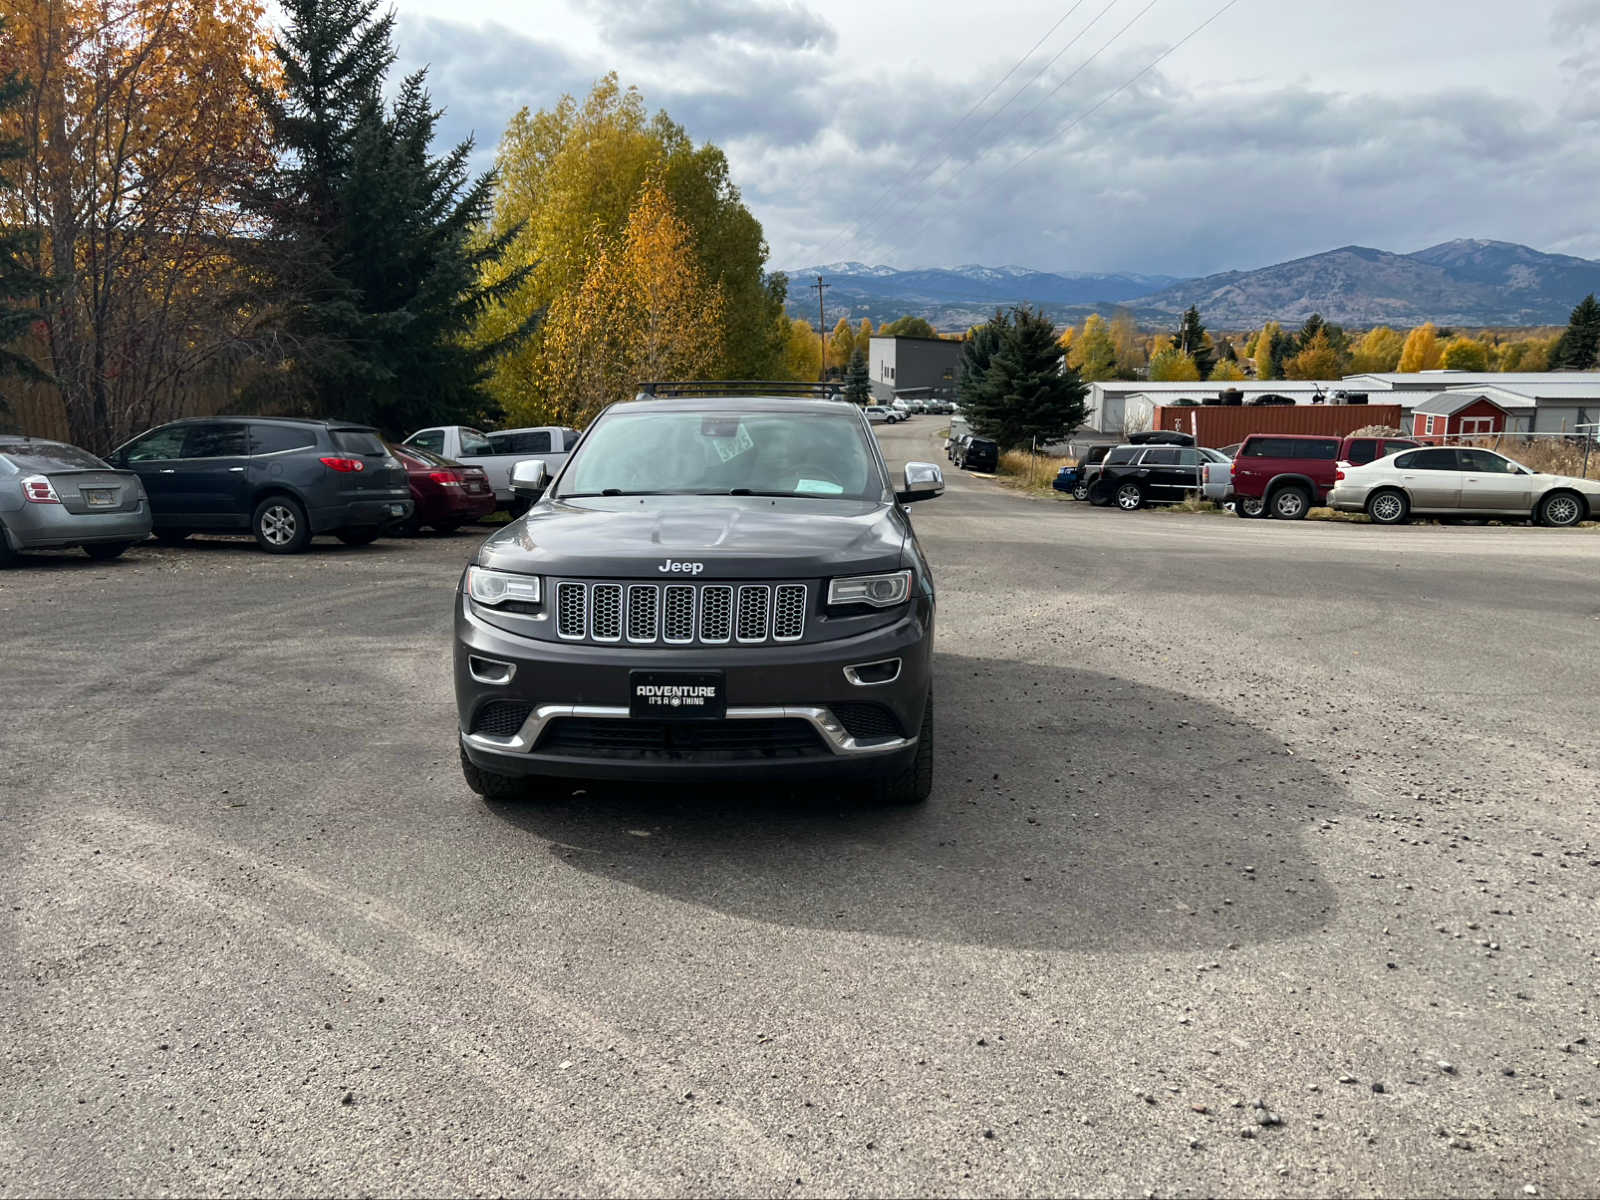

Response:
(454, 391), (944, 805)
(1092, 443), (1232, 511)
(957, 437), (998, 472)
(109, 417), (412, 553)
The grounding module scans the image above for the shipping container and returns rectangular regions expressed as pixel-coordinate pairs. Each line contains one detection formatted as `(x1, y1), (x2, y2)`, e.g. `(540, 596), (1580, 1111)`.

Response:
(1153, 404), (1405, 448)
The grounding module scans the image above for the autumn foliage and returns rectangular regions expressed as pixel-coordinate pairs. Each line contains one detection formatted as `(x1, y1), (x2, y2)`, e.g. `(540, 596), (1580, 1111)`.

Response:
(0, 0), (276, 448)
(538, 182), (726, 427)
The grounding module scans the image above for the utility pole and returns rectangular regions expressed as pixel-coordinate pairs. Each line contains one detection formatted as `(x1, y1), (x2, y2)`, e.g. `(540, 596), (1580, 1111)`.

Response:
(810, 275), (830, 382)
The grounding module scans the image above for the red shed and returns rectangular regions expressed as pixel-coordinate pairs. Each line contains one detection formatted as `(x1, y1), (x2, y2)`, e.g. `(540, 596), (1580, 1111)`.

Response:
(1409, 392), (1510, 438)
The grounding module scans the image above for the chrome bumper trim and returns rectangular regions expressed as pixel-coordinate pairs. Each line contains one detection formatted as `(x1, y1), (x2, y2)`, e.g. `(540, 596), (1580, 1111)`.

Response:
(462, 704), (913, 757)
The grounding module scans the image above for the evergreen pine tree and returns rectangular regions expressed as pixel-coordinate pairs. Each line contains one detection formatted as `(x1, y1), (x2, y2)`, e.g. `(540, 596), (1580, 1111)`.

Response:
(1551, 294), (1600, 370)
(960, 306), (1086, 448)
(843, 346), (870, 405)
(1174, 305), (1214, 379)
(0, 30), (50, 408)
(242, 0), (532, 430)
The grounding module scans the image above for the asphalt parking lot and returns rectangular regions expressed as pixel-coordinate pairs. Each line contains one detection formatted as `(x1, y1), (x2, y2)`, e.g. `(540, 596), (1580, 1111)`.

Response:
(3, 418), (1598, 1198)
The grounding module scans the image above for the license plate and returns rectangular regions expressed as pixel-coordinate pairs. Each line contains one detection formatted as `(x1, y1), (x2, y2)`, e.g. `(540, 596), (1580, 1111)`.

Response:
(630, 671), (726, 720)
(84, 489), (116, 507)
(388, 503), (406, 516)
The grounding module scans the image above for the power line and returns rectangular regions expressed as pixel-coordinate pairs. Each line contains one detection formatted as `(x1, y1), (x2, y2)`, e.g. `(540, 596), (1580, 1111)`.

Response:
(1005, 0), (1245, 178)
(852, 0), (1246, 265)
(807, 1), (1103, 267)
(839, 0), (1128, 264)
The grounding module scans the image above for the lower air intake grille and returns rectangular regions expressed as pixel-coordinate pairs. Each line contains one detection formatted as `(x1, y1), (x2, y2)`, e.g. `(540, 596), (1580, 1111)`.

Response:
(829, 703), (904, 741)
(537, 717), (826, 760)
(471, 700), (534, 739)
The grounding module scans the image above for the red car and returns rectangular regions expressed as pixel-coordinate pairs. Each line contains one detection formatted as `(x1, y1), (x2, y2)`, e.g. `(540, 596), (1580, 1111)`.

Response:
(391, 443), (495, 533)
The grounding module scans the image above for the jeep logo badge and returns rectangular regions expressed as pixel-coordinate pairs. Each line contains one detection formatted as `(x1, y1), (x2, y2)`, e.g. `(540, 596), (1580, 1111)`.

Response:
(658, 559), (705, 575)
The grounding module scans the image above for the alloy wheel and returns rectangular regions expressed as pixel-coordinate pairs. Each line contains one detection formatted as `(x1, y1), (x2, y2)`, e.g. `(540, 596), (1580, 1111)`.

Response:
(261, 504), (297, 546)
(1115, 484), (1143, 511)
(1543, 494), (1581, 527)
(1370, 493), (1405, 523)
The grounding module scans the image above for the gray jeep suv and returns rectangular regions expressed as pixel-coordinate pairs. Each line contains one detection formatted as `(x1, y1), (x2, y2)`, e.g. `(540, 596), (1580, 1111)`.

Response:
(454, 391), (944, 804)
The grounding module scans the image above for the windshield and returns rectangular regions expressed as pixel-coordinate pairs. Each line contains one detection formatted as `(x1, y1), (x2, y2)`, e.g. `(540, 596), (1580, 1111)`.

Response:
(557, 409), (886, 500)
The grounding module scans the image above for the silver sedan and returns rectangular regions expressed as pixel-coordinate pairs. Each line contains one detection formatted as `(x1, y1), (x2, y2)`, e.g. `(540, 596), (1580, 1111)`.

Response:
(0, 436), (153, 564)
(1329, 446), (1599, 527)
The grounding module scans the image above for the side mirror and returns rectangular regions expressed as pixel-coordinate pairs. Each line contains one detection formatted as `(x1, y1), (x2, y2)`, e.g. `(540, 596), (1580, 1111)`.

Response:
(897, 461), (944, 504)
(509, 459), (549, 499)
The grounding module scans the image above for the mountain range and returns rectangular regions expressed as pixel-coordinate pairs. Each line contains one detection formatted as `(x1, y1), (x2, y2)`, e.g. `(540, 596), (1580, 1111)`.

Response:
(784, 240), (1600, 330)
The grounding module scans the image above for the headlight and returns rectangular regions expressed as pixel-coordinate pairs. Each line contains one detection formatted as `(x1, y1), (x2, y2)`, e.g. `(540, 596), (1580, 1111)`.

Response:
(466, 565), (540, 607)
(828, 569), (912, 608)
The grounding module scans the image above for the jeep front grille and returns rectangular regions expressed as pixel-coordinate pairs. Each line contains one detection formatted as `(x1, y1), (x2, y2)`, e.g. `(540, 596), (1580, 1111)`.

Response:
(553, 581), (808, 646)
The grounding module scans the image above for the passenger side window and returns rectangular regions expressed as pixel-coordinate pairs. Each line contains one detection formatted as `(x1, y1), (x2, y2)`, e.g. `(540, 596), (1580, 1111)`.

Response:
(1398, 449), (1462, 471)
(458, 428), (493, 456)
(408, 430), (445, 454)
(122, 426), (188, 462)
(181, 423), (249, 459)
(1140, 447), (1180, 465)
(249, 424), (317, 455)
(1177, 448), (1199, 467)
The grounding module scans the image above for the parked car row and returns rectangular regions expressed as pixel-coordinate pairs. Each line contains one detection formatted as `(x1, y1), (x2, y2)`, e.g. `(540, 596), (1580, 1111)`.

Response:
(1053, 429), (1597, 527)
(1, 414), (550, 566)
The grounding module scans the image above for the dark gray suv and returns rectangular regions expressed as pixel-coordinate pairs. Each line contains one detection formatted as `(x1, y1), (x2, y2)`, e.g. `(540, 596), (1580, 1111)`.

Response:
(454, 392), (944, 805)
(109, 417), (412, 553)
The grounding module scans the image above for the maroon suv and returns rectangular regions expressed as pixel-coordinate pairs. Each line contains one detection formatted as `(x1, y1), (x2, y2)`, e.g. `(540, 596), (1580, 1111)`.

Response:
(1229, 433), (1419, 519)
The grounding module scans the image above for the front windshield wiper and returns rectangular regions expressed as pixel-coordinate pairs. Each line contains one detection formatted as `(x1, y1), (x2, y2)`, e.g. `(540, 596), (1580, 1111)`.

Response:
(560, 489), (680, 498)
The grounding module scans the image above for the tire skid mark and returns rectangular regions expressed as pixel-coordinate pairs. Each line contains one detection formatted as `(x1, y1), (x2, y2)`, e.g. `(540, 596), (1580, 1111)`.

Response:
(52, 845), (668, 1196)
(68, 807), (808, 1187)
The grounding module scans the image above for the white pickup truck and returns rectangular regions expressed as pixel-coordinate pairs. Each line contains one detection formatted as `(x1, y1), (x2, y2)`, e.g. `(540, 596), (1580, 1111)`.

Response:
(403, 425), (581, 507)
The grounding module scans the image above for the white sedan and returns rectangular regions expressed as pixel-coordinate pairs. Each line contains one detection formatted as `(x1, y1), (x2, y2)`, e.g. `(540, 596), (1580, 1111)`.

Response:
(1328, 446), (1599, 527)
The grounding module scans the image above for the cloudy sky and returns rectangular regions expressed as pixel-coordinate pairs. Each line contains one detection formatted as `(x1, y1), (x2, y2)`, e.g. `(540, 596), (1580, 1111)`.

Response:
(385, 0), (1600, 278)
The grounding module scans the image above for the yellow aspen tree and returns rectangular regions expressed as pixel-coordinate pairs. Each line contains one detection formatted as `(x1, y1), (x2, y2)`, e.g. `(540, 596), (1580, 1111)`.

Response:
(827, 317), (855, 370)
(1397, 323), (1443, 372)
(536, 182), (726, 426)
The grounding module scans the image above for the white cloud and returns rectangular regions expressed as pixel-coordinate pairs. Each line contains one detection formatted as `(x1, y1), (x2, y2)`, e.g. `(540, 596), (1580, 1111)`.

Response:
(383, 0), (1595, 274)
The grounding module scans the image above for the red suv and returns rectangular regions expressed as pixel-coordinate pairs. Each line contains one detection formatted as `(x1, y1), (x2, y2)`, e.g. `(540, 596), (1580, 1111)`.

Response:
(1229, 434), (1419, 519)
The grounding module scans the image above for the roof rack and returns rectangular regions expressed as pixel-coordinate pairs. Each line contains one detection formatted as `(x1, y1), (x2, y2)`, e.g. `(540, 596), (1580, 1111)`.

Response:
(635, 380), (846, 400)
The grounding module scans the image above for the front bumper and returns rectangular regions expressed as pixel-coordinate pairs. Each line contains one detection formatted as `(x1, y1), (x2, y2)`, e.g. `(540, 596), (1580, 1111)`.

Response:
(3, 501), (152, 550)
(455, 590), (933, 781)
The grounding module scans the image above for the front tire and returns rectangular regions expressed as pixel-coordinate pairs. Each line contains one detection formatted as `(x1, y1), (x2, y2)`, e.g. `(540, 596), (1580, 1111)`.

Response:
(1114, 482), (1145, 511)
(1088, 480), (1113, 507)
(83, 542), (132, 561)
(1366, 488), (1410, 526)
(459, 746), (527, 802)
(872, 692), (932, 806)
(253, 495), (311, 554)
(335, 526), (382, 546)
(1538, 490), (1585, 528)
(1269, 485), (1311, 520)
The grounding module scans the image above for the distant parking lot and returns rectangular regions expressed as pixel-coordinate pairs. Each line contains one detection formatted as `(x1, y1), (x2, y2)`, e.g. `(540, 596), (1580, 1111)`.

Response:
(3, 418), (1599, 1197)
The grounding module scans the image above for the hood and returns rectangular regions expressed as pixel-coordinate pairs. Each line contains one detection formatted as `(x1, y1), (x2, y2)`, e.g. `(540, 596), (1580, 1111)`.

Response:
(1546, 473), (1600, 494)
(476, 494), (908, 580)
